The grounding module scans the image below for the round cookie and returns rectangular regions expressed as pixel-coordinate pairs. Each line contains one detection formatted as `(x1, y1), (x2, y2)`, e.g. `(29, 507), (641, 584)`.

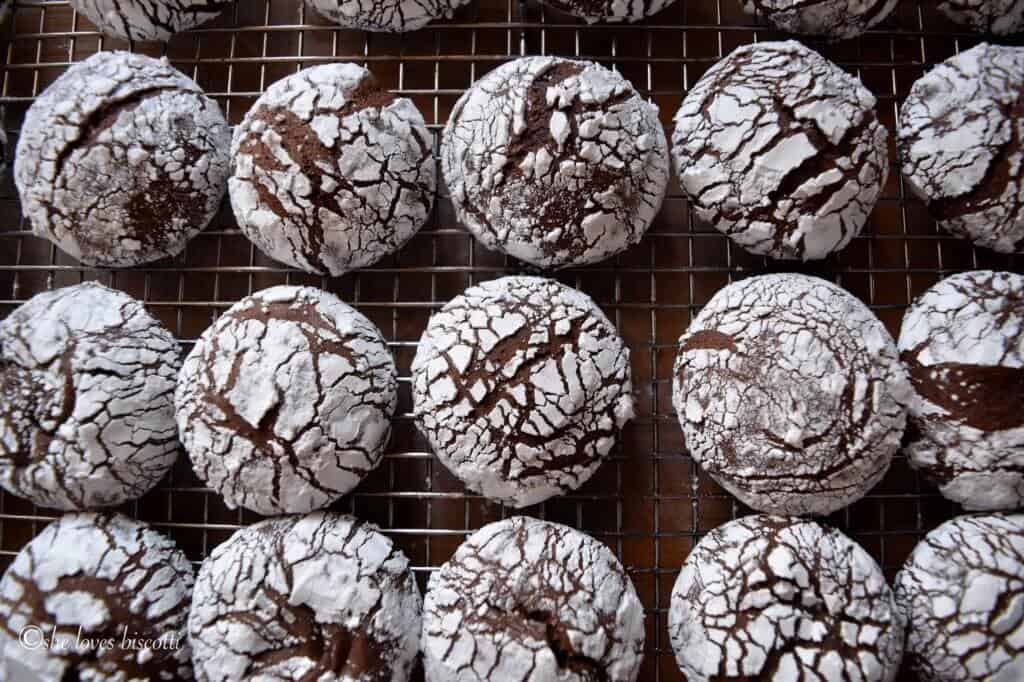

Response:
(189, 513), (421, 682)
(938, 0), (1024, 34)
(672, 40), (889, 261)
(0, 513), (194, 681)
(175, 285), (397, 515)
(306, 0), (471, 32)
(411, 276), (634, 508)
(899, 43), (1024, 253)
(895, 514), (1024, 681)
(70, 0), (229, 41)
(539, 0), (675, 24)
(0, 283), (181, 510)
(421, 516), (645, 682)
(442, 56), (669, 269)
(673, 273), (910, 516)
(741, 0), (899, 40)
(15, 51), (230, 268)
(898, 270), (1024, 510)
(670, 515), (905, 681)
(230, 63), (435, 277)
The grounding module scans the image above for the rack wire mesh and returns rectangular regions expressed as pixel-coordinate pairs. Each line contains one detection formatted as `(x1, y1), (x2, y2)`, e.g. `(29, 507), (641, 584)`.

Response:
(1, 1), (1023, 679)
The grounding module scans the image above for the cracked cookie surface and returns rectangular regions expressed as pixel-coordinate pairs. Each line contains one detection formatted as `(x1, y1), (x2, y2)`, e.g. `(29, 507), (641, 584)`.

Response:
(230, 63), (435, 277)
(188, 512), (421, 682)
(899, 43), (1024, 253)
(741, 0), (898, 39)
(69, 0), (230, 41)
(306, 0), (471, 32)
(670, 515), (904, 681)
(672, 40), (889, 261)
(0, 512), (195, 681)
(895, 513), (1024, 681)
(14, 51), (230, 268)
(898, 270), (1024, 510)
(175, 285), (397, 515)
(673, 273), (910, 515)
(412, 276), (634, 508)
(421, 516), (644, 681)
(442, 56), (669, 269)
(938, 0), (1024, 34)
(539, 0), (675, 24)
(0, 282), (181, 510)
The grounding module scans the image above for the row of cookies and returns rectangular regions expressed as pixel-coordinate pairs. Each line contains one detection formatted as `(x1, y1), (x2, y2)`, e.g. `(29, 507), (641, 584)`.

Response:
(12, 39), (1024, 275)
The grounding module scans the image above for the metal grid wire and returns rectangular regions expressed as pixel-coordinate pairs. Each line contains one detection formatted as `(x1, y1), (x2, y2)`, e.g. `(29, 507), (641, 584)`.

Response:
(1, 1), (1024, 678)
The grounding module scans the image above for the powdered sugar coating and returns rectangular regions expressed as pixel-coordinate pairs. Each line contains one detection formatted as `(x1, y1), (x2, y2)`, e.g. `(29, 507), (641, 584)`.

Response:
(899, 271), (1024, 510)
(741, 0), (899, 39)
(938, 0), (1024, 34)
(0, 283), (180, 510)
(175, 285), (397, 515)
(306, 0), (471, 32)
(421, 516), (644, 681)
(188, 513), (421, 682)
(14, 51), (230, 268)
(670, 515), (905, 682)
(539, 0), (675, 24)
(69, 0), (230, 41)
(411, 276), (634, 508)
(442, 56), (669, 269)
(673, 273), (910, 515)
(898, 43), (1024, 253)
(230, 64), (435, 277)
(672, 41), (889, 261)
(895, 514), (1024, 681)
(0, 513), (194, 681)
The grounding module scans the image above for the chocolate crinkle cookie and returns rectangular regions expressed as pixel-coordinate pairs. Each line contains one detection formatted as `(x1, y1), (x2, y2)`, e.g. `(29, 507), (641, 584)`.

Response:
(899, 43), (1024, 253)
(673, 274), (910, 516)
(899, 270), (1024, 510)
(230, 63), (435, 277)
(0, 283), (181, 510)
(421, 516), (645, 681)
(672, 41), (889, 261)
(70, 0), (230, 41)
(14, 51), (230, 268)
(895, 513), (1024, 681)
(539, 0), (675, 24)
(938, 0), (1024, 34)
(741, 0), (899, 40)
(411, 276), (634, 508)
(306, 0), (471, 32)
(0, 513), (195, 681)
(442, 56), (669, 269)
(189, 513), (421, 682)
(175, 285), (397, 515)
(670, 515), (905, 681)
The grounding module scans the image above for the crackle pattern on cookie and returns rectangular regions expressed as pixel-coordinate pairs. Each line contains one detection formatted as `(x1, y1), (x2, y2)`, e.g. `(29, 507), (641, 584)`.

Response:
(938, 0), (1024, 35)
(69, 0), (230, 41)
(741, 0), (898, 39)
(539, 0), (675, 24)
(306, 0), (471, 32)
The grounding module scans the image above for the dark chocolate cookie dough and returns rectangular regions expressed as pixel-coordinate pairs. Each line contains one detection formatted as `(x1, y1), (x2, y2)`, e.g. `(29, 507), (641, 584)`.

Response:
(442, 56), (669, 269)
(306, 0), (472, 32)
(70, 0), (230, 41)
(673, 273), (910, 515)
(15, 51), (230, 268)
(938, 0), (1024, 34)
(411, 276), (634, 508)
(175, 285), (397, 515)
(230, 63), (435, 277)
(421, 516), (645, 681)
(670, 515), (905, 681)
(0, 283), (181, 510)
(189, 512), (421, 681)
(899, 270), (1024, 510)
(0, 513), (194, 681)
(896, 514), (1024, 681)
(672, 40), (889, 261)
(898, 43), (1024, 253)
(742, 0), (899, 39)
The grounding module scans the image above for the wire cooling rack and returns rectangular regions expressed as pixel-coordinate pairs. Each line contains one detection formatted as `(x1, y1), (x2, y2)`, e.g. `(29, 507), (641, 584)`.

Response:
(2, 1), (1024, 679)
